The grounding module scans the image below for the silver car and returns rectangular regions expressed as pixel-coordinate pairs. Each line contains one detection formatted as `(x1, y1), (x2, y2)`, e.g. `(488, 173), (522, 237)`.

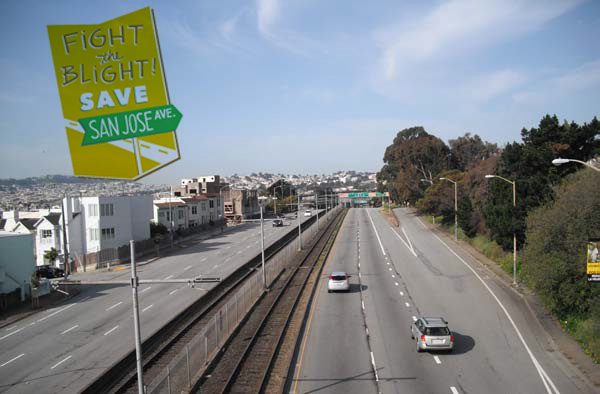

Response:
(327, 272), (350, 293)
(411, 317), (454, 352)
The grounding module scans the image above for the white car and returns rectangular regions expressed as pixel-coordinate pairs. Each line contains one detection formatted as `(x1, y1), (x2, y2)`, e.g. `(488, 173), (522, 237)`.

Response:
(304, 210), (312, 217)
(328, 272), (350, 293)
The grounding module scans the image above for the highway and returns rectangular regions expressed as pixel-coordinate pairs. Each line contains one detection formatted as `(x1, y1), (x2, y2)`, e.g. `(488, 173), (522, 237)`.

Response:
(292, 208), (595, 394)
(0, 210), (319, 394)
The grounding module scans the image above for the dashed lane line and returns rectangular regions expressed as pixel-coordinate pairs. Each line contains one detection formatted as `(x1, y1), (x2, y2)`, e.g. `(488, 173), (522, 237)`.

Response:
(36, 303), (76, 324)
(142, 304), (154, 313)
(164, 275), (174, 280)
(412, 316), (417, 322)
(450, 387), (460, 394)
(141, 286), (152, 293)
(434, 355), (441, 365)
(104, 325), (119, 336)
(405, 302), (410, 307)
(0, 327), (24, 341)
(61, 325), (78, 335)
(184, 265), (192, 271)
(0, 353), (24, 368)
(106, 302), (123, 311)
(50, 355), (72, 370)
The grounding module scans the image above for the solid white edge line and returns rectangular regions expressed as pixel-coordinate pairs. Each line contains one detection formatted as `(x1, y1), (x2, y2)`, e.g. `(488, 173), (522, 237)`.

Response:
(104, 325), (119, 336)
(61, 325), (79, 335)
(450, 387), (459, 394)
(431, 231), (560, 394)
(50, 355), (72, 370)
(391, 228), (417, 257)
(366, 209), (386, 256)
(434, 355), (441, 364)
(0, 353), (25, 367)
(412, 316), (417, 321)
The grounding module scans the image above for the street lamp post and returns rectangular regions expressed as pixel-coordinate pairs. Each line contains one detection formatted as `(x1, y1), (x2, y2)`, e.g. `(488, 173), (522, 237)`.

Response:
(297, 194), (302, 251)
(314, 192), (319, 230)
(439, 177), (458, 241)
(485, 174), (517, 286)
(552, 158), (600, 172)
(258, 196), (268, 289)
(219, 184), (229, 226)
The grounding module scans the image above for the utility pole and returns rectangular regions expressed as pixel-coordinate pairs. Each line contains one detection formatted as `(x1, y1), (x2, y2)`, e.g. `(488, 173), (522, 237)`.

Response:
(315, 192), (319, 230)
(130, 241), (144, 394)
(60, 193), (69, 276)
(297, 194), (302, 251)
(260, 204), (267, 289)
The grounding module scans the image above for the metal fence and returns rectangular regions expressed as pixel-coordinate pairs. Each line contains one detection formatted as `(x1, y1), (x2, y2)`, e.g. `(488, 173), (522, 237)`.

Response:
(145, 205), (340, 394)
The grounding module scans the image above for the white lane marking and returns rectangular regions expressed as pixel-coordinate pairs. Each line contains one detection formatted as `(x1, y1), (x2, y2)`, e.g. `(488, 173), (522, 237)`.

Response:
(391, 228), (417, 257)
(237, 250), (242, 254)
(165, 275), (174, 280)
(366, 209), (386, 256)
(61, 325), (79, 335)
(200, 257), (207, 262)
(431, 232), (561, 394)
(388, 267), (392, 271)
(434, 355), (441, 364)
(412, 316), (417, 322)
(359, 273), (362, 279)
(141, 286), (152, 293)
(106, 302), (123, 311)
(402, 227), (416, 254)
(400, 291), (404, 296)
(5, 326), (18, 331)
(450, 387), (459, 394)
(370, 351), (379, 382)
(395, 282), (399, 286)
(386, 262), (390, 265)
(50, 355), (72, 370)
(169, 288), (180, 295)
(36, 303), (76, 323)
(142, 304), (154, 312)
(246, 245), (251, 249)
(361, 301), (365, 310)
(104, 325), (119, 336)
(79, 296), (91, 303)
(0, 327), (24, 341)
(358, 262), (360, 268)
(0, 353), (24, 367)
(184, 265), (192, 271)
(29, 322), (36, 326)
(391, 275), (396, 278)
(405, 302), (410, 307)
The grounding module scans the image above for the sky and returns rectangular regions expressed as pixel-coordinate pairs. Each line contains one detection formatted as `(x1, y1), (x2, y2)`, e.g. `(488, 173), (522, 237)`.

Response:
(1, 0), (599, 184)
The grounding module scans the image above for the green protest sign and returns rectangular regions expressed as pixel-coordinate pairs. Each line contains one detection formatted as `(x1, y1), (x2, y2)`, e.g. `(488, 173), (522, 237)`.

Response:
(79, 105), (183, 146)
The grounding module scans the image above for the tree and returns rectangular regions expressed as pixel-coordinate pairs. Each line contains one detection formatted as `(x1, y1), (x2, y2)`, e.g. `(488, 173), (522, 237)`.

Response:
(484, 115), (600, 250)
(522, 168), (600, 318)
(378, 127), (451, 204)
(44, 247), (58, 265)
(449, 133), (498, 171)
(150, 221), (168, 238)
(457, 195), (476, 238)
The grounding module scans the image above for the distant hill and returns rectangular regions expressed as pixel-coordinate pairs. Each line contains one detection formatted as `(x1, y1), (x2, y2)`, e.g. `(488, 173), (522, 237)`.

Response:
(0, 175), (123, 186)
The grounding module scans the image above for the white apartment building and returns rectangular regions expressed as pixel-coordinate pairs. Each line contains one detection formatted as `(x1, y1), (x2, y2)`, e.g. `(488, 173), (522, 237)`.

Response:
(153, 195), (221, 231)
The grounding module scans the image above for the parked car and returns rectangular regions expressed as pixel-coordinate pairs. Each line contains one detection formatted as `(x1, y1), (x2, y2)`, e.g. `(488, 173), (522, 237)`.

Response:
(304, 210), (312, 217)
(411, 317), (454, 352)
(272, 219), (283, 227)
(327, 271), (350, 292)
(35, 265), (65, 279)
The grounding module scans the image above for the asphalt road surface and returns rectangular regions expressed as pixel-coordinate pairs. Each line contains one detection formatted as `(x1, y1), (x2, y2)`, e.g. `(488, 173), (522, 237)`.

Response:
(292, 208), (595, 394)
(0, 210), (321, 394)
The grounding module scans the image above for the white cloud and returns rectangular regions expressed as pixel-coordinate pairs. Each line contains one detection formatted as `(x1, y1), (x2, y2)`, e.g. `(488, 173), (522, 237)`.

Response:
(468, 69), (527, 102)
(513, 59), (600, 104)
(374, 0), (584, 82)
(256, 0), (280, 36)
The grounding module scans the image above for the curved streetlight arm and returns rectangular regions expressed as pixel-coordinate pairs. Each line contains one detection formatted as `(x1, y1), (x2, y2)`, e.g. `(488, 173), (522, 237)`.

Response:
(553, 158), (600, 172)
(485, 174), (515, 186)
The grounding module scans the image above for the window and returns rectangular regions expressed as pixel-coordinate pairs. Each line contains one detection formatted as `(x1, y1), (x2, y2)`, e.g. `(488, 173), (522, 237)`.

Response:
(209, 200), (214, 209)
(88, 204), (98, 216)
(89, 228), (100, 241)
(158, 211), (164, 217)
(101, 227), (115, 240)
(178, 209), (184, 219)
(202, 203), (207, 211)
(191, 206), (197, 215)
(100, 203), (114, 216)
(41, 229), (53, 244)
(166, 211), (171, 221)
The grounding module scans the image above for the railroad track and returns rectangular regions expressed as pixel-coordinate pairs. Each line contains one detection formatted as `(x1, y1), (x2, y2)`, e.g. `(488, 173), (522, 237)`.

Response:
(81, 213), (324, 394)
(194, 209), (346, 394)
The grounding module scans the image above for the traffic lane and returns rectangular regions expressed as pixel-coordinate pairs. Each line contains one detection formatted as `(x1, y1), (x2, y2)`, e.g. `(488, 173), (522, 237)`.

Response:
(370, 207), (550, 393)
(390, 208), (593, 393)
(357, 208), (446, 394)
(294, 209), (377, 394)
(373, 208), (588, 394)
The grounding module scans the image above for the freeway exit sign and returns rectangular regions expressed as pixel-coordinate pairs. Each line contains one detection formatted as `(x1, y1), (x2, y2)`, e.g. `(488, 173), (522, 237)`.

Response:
(345, 192), (389, 198)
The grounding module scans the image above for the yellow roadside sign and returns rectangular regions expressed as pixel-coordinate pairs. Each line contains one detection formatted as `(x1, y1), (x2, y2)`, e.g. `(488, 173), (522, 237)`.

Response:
(48, 7), (181, 180)
(587, 240), (600, 282)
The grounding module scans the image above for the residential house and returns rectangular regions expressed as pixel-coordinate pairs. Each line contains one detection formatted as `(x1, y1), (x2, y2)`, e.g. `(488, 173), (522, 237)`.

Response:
(0, 232), (35, 305)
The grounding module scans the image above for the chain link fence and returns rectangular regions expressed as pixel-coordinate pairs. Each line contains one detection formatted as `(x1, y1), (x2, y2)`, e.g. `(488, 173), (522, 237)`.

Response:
(145, 206), (340, 394)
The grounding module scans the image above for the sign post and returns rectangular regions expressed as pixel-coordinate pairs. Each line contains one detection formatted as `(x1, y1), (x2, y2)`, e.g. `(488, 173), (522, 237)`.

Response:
(587, 239), (600, 282)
